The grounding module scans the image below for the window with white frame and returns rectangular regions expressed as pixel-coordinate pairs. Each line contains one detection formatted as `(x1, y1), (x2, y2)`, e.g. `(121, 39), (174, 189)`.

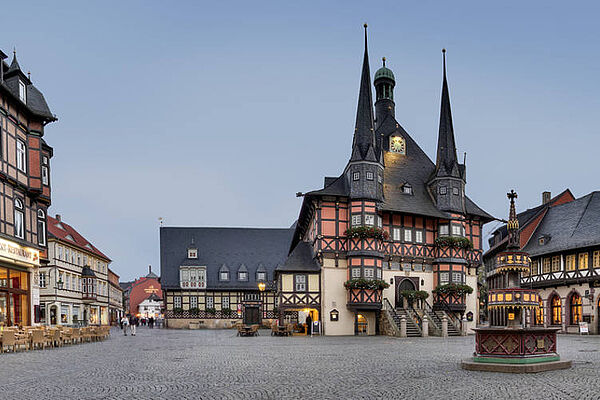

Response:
(179, 266), (207, 289)
(295, 275), (306, 291)
(222, 296), (230, 309)
(351, 268), (361, 278)
(366, 172), (374, 181)
(376, 268), (382, 279)
(190, 296), (198, 309)
(351, 215), (361, 226)
(41, 156), (49, 185)
(364, 268), (374, 279)
(452, 272), (463, 283)
(377, 216), (382, 228)
(238, 271), (248, 281)
(451, 224), (463, 236)
(440, 272), (449, 284)
(16, 140), (26, 172)
(188, 248), (197, 259)
(39, 272), (46, 288)
(353, 172), (360, 181)
(206, 296), (214, 309)
(364, 215), (375, 226)
(18, 80), (26, 103)
(257, 271), (266, 281)
(220, 271), (229, 281)
(174, 296), (182, 308)
(439, 225), (449, 236)
(393, 228), (401, 241)
(14, 198), (24, 239)
(415, 230), (423, 243)
(404, 229), (412, 242)
(57, 245), (63, 260)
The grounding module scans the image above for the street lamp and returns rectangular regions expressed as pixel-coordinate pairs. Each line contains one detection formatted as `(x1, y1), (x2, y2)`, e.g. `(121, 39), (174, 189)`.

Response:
(257, 282), (266, 292)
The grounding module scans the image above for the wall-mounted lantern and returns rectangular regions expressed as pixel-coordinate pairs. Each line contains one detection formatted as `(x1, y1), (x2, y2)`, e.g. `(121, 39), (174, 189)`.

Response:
(330, 309), (339, 322)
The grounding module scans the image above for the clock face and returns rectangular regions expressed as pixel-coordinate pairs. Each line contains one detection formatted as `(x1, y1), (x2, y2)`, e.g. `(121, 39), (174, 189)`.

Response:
(390, 136), (406, 154)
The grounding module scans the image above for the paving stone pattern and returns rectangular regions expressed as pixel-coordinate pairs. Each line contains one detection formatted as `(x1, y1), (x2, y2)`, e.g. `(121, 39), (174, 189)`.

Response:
(0, 327), (599, 399)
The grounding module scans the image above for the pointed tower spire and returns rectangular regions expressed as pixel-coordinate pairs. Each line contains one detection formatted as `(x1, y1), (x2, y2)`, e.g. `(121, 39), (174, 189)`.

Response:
(434, 49), (461, 179)
(8, 48), (21, 74)
(350, 23), (377, 162)
(507, 190), (520, 249)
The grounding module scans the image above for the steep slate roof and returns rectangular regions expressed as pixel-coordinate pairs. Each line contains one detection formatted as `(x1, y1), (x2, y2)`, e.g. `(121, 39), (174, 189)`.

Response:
(277, 241), (321, 272)
(523, 192), (600, 257)
(47, 215), (110, 261)
(1, 53), (56, 122)
(160, 227), (294, 290)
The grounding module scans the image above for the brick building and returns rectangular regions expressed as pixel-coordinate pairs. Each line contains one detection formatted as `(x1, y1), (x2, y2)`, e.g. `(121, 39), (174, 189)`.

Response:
(123, 266), (162, 317)
(0, 50), (56, 327)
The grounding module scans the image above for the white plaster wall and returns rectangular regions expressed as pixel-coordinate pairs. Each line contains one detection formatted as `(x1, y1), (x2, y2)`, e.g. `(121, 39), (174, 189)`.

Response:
(382, 270), (433, 307)
(321, 259), (355, 336)
(464, 274), (478, 333)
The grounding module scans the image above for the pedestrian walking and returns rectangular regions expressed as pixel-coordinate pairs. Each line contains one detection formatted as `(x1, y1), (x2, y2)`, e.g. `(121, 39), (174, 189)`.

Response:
(149, 316), (154, 329)
(130, 315), (139, 336)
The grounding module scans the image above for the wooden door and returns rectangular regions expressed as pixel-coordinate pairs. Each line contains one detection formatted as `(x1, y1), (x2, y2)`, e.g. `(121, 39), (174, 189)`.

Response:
(244, 306), (260, 325)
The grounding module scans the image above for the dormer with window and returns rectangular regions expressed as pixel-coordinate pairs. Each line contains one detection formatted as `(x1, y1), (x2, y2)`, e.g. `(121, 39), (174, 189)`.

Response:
(401, 183), (413, 195)
(256, 264), (267, 282)
(237, 264), (249, 281)
(219, 264), (230, 281)
(188, 248), (198, 259)
(18, 80), (26, 103)
(179, 266), (206, 289)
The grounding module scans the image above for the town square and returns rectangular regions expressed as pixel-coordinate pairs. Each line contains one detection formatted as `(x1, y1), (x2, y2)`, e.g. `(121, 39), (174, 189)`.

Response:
(1, 1), (600, 399)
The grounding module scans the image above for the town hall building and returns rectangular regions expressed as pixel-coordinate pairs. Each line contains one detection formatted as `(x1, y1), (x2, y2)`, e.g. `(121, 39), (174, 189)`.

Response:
(160, 26), (494, 335)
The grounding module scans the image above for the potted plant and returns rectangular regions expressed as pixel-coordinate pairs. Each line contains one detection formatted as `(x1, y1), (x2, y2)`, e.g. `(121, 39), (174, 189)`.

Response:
(206, 307), (217, 315)
(343, 278), (390, 290)
(432, 283), (474, 296)
(189, 307), (200, 315)
(173, 307), (183, 315)
(344, 226), (389, 240)
(434, 236), (473, 250)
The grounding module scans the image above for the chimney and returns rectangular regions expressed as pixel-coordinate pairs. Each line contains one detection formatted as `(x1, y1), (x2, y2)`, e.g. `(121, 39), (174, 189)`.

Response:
(148, 265), (152, 274)
(542, 191), (551, 205)
(55, 214), (61, 222)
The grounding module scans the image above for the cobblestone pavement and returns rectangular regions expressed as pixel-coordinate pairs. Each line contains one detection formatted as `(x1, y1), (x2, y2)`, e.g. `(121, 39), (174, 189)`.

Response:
(0, 327), (599, 399)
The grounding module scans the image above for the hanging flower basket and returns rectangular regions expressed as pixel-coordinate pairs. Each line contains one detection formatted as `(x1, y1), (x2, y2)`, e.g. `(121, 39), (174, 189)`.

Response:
(399, 290), (429, 301)
(344, 227), (389, 240)
(434, 236), (473, 250)
(344, 278), (390, 290)
(432, 283), (474, 296)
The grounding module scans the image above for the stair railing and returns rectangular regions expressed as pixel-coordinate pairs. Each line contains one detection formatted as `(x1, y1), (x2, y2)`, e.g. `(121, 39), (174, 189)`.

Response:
(406, 302), (422, 331)
(425, 298), (461, 332)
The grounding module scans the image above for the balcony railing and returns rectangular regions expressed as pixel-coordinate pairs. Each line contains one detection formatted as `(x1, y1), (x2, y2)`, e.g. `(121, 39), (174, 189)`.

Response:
(347, 288), (383, 310)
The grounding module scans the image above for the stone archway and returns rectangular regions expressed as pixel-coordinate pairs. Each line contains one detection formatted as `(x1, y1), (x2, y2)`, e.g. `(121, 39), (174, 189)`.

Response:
(395, 277), (418, 308)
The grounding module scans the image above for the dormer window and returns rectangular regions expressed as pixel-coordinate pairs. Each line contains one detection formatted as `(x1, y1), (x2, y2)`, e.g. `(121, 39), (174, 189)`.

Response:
(353, 172), (360, 181)
(188, 248), (198, 259)
(366, 172), (374, 181)
(401, 183), (413, 195)
(18, 80), (26, 103)
(220, 271), (229, 281)
(238, 271), (248, 281)
(257, 271), (266, 281)
(439, 186), (447, 195)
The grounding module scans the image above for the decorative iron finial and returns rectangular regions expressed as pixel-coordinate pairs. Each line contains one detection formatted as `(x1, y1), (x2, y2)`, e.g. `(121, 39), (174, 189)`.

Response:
(364, 23), (368, 29)
(27, 71), (31, 80)
(13, 47), (16, 56)
(382, 57), (386, 67)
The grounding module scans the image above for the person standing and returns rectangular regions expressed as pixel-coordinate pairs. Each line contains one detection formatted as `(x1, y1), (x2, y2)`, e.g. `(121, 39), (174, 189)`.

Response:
(149, 316), (154, 329)
(306, 314), (312, 336)
(129, 314), (138, 336)
(121, 315), (130, 336)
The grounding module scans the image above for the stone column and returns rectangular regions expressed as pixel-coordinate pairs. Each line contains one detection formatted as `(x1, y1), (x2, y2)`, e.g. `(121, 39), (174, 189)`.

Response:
(400, 316), (407, 338)
(422, 315), (428, 337)
(441, 315), (448, 338)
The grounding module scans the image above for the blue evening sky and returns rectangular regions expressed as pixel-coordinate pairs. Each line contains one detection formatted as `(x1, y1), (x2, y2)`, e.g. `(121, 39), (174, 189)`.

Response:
(2, 1), (599, 280)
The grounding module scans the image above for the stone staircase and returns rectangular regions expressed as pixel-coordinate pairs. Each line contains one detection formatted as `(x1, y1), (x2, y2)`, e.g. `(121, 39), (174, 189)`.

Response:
(392, 308), (421, 337)
(424, 308), (462, 336)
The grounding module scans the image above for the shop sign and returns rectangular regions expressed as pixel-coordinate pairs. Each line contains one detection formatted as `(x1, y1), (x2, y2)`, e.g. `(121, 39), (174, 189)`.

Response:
(0, 238), (39, 265)
(507, 313), (515, 320)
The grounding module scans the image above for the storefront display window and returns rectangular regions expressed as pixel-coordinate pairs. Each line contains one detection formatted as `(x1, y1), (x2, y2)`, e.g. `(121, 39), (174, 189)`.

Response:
(61, 305), (69, 324)
(0, 267), (30, 326)
(89, 307), (98, 325)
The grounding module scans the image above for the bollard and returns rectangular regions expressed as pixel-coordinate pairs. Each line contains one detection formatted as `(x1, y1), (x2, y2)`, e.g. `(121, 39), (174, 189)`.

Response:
(461, 316), (468, 336)
(441, 315), (448, 338)
(400, 316), (407, 338)
(422, 315), (428, 337)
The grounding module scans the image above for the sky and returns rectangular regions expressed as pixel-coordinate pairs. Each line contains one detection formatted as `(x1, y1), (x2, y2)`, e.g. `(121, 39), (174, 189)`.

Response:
(2, 1), (599, 280)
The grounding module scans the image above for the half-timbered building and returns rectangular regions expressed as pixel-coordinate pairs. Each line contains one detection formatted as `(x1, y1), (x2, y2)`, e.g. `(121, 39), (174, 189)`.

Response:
(0, 50), (56, 327)
(519, 192), (600, 334)
(160, 227), (293, 328)
(285, 26), (493, 335)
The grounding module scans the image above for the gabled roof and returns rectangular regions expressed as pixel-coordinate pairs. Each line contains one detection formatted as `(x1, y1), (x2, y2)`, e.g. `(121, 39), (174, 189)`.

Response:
(523, 191), (600, 257)
(160, 227), (294, 290)
(277, 241), (321, 272)
(47, 215), (110, 261)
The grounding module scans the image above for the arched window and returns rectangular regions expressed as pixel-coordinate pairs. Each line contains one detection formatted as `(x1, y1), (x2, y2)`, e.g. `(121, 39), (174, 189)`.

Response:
(37, 209), (46, 246)
(550, 295), (562, 325)
(535, 299), (544, 325)
(14, 198), (24, 239)
(569, 293), (582, 325)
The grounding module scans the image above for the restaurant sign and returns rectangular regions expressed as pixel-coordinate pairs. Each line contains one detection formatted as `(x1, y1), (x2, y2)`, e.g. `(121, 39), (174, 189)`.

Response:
(0, 238), (40, 266)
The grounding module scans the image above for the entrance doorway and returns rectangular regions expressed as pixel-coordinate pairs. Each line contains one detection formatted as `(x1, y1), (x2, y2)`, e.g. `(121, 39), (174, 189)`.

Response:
(396, 278), (417, 308)
(50, 305), (57, 325)
(356, 314), (368, 335)
(243, 305), (260, 325)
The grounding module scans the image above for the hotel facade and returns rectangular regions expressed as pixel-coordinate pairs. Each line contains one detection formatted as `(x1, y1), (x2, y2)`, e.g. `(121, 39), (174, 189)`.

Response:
(160, 27), (494, 335)
(0, 50), (56, 327)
